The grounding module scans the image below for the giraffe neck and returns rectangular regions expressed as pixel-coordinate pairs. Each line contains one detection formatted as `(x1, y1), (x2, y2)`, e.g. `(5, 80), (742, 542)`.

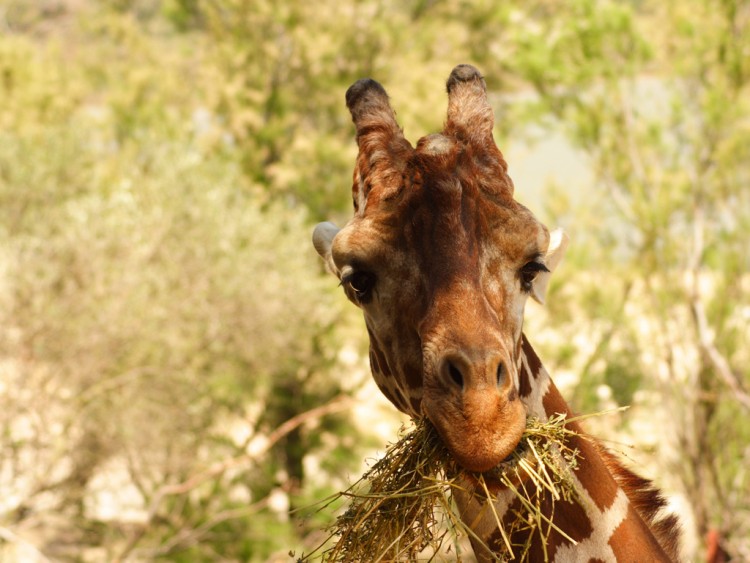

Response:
(453, 336), (680, 562)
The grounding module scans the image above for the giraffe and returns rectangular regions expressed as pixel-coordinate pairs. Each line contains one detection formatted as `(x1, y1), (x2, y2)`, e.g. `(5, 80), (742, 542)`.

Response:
(312, 64), (681, 562)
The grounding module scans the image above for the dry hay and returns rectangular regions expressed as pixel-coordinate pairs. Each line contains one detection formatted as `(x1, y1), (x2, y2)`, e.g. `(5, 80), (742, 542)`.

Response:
(300, 413), (587, 562)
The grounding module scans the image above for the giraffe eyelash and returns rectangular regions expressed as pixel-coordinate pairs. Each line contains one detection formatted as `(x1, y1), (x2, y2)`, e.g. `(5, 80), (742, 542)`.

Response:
(341, 270), (376, 303)
(520, 261), (549, 292)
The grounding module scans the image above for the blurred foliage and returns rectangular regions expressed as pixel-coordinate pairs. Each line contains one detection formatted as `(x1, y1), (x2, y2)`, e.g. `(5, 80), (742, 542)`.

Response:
(0, 0), (748, 561)
(0, 0), (370, 560)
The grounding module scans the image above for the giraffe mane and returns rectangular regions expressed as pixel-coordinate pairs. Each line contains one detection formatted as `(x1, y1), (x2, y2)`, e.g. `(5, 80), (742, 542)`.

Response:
(597, 442), (682, 560)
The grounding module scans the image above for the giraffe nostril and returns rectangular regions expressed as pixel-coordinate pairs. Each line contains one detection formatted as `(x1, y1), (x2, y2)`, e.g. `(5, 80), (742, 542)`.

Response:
(447, 362), (464, 389)
(496, 363), (505, 386)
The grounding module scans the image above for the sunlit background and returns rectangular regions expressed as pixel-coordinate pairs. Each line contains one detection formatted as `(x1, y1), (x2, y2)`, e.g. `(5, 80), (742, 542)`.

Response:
(0, 0), (748, 561)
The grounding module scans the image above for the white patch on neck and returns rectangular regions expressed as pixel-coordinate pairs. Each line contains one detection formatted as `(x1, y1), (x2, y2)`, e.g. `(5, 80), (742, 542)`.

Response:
(519, 351), (552, 421)
(552, 477), (630, 563)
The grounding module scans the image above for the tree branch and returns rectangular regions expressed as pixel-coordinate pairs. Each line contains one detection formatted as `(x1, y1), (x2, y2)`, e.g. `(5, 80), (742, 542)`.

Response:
(114, 395), (352, 562)
(688, 205), (750, 412)
(0, 525), (50, 562)
(690, 294), (750, 411)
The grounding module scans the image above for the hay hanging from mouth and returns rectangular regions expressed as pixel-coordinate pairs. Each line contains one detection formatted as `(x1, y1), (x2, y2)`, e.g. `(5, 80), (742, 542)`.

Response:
(299, 413), (583, 562)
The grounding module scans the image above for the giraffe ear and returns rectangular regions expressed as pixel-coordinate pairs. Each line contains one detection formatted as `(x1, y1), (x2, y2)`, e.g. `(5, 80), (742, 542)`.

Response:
(531, 228), (568, 305)
(312, 222), (341, 276)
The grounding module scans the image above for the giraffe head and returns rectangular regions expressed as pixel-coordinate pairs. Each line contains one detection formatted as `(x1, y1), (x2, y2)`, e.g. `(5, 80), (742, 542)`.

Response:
(314, 65), (567, 473)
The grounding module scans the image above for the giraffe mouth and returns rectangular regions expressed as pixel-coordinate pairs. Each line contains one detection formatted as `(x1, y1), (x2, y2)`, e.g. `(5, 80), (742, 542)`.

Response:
(423, 378), (527, 473)
(464, 439), (536, 492)
(459, 414), (580, 497)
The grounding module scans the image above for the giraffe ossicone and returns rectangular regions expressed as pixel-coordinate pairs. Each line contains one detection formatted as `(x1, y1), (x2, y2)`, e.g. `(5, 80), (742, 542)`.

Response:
(313, 64), (680, 562)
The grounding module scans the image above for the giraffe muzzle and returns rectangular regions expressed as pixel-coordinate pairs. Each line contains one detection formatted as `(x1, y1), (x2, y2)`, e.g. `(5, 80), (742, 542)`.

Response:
(423, 348), (527, 473)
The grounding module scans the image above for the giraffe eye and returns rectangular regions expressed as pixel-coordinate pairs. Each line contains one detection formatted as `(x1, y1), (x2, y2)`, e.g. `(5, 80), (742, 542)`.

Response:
(342, 271), (375, 303)
(520, 261), (549, 292)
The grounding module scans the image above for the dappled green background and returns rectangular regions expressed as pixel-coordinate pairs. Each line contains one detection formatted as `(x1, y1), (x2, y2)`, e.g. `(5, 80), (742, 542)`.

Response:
(0, 0), (748, 561)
